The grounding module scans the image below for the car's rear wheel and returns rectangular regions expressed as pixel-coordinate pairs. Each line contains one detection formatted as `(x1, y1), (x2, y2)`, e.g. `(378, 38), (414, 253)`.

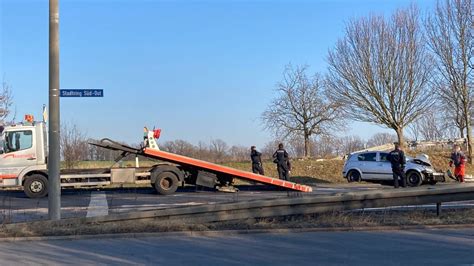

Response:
(347, 170), (361, 182)
(406, 171), (422, 187)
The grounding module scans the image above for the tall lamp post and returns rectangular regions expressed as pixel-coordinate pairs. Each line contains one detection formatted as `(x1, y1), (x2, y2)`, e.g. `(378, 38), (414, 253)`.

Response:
(48, 0), (61, 220)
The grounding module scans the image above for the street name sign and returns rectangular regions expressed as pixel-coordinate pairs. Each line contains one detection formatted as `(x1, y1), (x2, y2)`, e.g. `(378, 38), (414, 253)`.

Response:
(60, 89), (104, 97)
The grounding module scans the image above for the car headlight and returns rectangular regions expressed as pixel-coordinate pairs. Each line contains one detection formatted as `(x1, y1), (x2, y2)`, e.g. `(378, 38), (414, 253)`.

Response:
(423, 167), (434, 173)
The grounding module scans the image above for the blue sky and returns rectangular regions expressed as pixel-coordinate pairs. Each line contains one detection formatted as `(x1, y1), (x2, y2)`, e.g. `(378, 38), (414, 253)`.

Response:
(0, 0), (436, 147)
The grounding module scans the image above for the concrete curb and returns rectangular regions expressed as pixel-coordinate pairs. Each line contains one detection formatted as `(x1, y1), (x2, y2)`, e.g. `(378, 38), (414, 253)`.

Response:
(1, 223), (473, 242)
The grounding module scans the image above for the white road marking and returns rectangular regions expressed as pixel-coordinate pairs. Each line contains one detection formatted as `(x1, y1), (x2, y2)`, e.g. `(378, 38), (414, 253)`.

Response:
(86, 191), (109, 217)
(110, 202), (211, 212)
(113, 202), (207, 208)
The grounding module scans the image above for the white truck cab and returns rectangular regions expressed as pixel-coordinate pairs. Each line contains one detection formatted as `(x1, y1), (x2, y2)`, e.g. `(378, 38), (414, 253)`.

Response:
(0, 117), (175, 198)
(0, 120), (49, 196)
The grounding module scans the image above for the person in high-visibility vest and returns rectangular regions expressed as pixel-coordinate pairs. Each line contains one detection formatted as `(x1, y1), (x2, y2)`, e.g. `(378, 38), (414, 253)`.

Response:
(449, 144), (466, 183)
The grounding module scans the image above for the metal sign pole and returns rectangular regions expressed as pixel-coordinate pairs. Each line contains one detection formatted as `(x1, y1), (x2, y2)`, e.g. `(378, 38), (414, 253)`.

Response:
(48, 0), (61, 220)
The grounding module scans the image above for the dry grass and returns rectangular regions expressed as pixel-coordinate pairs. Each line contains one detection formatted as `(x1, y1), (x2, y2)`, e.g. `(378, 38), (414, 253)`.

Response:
(66, 148), (471, 185)
(1, 208), (473, 238)
(240, 208), (474, 230)
(225, 159), (345, 184)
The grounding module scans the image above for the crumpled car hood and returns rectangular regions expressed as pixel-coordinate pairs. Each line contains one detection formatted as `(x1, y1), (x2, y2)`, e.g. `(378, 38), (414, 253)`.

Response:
(410, 154), (432, 166)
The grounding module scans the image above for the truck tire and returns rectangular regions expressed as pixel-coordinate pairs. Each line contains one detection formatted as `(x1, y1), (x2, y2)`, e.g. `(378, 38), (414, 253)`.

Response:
(406, 171), (422, 187)
(24, 174), (48, 198)
(154, 172), (179, 195)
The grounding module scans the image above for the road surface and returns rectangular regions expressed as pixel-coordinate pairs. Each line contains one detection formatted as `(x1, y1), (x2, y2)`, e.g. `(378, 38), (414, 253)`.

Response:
(0, 183), (473, 223)
(0, 184), (381, 223)
(0, 228), (472, 265)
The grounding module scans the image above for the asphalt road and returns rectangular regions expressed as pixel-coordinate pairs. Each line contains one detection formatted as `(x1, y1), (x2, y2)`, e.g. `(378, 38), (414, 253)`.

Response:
(0, 184), (380, 223)
(0, 183), (472, 223)
(0, 228), (473, 265)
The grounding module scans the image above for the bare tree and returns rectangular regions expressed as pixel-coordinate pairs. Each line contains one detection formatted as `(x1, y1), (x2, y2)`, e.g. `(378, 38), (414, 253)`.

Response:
(407, 120), (422, 142)
(425, 0), (473, 161)
(228, 145), (248, 162)
(312, 135), (338, 158)
(195, 141), (213, 161)
(444, 124), (462, 139)
(209, 139), (228, 162)
(61, 123), (88, 169)
(161, 139), (196, 157)
(262, 140), (281, 160)
(262, 65), (343, 157)
(327, 6), (434, 148)
(438, 84), (467, 137)
(286, 135), (307, 158)
(367, 133), (397, 147)
(336, 135), (366, 155)
(0, 81), (14, 125)
(409, 108), (446, 141)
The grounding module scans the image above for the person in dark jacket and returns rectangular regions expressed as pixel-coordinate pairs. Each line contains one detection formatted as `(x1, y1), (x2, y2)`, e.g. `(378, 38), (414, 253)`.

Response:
(273, 143), (291, 181)
(250, 146), (264, 175)
(450, 144), (466, 182)
(387, 143), (406, 188)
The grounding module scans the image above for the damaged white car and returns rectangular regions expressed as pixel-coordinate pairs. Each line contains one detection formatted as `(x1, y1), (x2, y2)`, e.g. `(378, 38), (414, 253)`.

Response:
(343, 151), (445, 186)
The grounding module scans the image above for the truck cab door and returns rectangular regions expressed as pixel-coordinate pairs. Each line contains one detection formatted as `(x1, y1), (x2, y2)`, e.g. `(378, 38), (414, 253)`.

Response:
(0, 129), (36, 180)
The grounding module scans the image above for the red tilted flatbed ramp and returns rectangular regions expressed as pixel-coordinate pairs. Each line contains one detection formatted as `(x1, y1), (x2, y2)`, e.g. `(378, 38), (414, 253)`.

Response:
(144, 148), (313, 192)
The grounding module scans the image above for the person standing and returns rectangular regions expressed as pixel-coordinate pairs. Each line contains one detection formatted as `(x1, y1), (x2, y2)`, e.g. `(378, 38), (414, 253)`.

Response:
(387, 143), (406, 188)
(450, 144), (466, 183)
(250, 146), (264, 175)
(273, 143), (291, 181)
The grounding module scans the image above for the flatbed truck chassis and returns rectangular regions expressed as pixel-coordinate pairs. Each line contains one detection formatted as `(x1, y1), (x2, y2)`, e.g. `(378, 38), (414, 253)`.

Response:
(0, 121), (312, 198)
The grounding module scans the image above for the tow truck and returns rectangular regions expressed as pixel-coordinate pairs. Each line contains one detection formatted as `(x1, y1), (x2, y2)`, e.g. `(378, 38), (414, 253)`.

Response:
(0, 116), (312, 198)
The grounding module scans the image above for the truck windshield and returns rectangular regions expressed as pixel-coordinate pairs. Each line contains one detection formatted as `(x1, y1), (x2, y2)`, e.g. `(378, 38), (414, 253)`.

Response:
(3, 130), (33, 153)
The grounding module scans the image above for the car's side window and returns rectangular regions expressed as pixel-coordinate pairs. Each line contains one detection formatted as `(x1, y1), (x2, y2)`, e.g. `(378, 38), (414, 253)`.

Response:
(357, 153), (377, 162)
(379, 153), (390, 162)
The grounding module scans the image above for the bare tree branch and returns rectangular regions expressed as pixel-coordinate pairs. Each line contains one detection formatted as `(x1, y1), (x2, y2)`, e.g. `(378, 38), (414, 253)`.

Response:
(327, 6), (435, 147)
(367, 133), (397, 147)
(425, 0), (474, 162)
(0, 81), (14, 125)
(262, 64), (345, 157)
(61, 123), (88, 169)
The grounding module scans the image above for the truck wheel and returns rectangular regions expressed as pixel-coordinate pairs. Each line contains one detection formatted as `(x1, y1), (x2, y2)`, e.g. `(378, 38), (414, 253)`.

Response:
(154, 172), (179, 195)
(24, 174), (48, 198)
(406, 171), (422, 187)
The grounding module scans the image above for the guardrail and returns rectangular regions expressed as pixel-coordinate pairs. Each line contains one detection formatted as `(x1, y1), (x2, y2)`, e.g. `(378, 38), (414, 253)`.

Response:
(4, 184), (474, 233)
(92, 183), (474, 224)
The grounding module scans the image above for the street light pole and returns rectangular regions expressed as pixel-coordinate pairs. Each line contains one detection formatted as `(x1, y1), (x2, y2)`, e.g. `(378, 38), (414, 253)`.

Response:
(48, 0), (61, 220)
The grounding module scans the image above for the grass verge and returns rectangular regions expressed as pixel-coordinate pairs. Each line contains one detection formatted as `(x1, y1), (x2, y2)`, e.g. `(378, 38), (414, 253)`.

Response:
(66, 148), (474, 186)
